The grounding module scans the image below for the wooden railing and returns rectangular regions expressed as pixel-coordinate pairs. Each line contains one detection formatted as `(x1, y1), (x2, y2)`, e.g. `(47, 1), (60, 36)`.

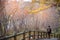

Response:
(0, 31), (60, 40)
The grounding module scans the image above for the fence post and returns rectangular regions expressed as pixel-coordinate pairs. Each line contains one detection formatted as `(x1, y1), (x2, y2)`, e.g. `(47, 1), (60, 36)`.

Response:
(22, 32), (25, 40)
(57, 34), (59, 38)
(14, 34), (17, 40)
(58, 34), (60, 38)
(38, 31), (39, 39)
(58, 34), (59, 38)
(46, 32), (47, 38)
(54, 33), (55, 38)
(43, 32), (46, 38)
(29, 31), (31, 40)
(41, 32), (42, 38)
(33, 31), (35, 39)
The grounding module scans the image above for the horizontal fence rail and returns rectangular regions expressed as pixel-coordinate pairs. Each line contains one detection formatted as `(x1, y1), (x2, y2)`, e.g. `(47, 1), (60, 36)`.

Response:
(0, 31), (60, 40)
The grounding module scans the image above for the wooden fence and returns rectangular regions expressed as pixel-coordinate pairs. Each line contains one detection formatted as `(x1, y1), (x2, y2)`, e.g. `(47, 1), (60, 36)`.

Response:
(0, 31), (60, 40)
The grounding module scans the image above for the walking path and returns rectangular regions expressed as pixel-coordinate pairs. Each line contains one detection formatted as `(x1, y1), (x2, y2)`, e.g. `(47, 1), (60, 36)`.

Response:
(37, 38), (59, 40)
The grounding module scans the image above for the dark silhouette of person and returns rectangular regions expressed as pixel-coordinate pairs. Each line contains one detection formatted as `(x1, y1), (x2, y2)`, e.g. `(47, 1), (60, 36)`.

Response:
(47, 26), (52, 38)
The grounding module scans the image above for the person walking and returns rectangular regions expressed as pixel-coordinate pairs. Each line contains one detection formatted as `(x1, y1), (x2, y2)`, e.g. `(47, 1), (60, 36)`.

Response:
(47, 26), (52, 38)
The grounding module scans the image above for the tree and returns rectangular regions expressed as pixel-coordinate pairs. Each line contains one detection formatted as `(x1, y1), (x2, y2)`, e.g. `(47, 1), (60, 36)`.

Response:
(54, 0), (60, 7)
(0, 0), (8, 36)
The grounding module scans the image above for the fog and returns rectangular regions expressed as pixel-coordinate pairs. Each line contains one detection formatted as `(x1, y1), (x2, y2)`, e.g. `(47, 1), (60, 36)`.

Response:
(0, 0), (60, 35)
